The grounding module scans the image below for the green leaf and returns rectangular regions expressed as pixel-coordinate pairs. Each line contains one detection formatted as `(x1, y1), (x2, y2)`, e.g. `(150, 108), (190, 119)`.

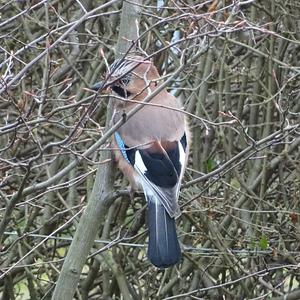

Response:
(259, 235), (269, 250)
(206, 159), (216, 172)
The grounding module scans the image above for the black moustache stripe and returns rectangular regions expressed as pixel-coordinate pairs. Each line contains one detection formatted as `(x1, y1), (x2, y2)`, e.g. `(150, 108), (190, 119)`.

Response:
(112, 85), (131, 98)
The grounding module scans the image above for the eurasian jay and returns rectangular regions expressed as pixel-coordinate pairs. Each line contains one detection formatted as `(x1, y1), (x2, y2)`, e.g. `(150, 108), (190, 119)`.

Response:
(92, 55), (189, 268)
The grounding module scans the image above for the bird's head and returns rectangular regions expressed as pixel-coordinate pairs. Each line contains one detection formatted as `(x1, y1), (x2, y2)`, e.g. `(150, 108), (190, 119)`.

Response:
(91, 55), (161, 101)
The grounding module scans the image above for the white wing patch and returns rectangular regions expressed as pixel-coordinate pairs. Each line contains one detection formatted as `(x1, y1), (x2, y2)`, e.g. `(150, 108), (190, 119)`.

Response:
(134, 150), (156, 199)
(134, 151), (147, 174)
(178, 141), (185, 169)
(178, 140), (186, 178)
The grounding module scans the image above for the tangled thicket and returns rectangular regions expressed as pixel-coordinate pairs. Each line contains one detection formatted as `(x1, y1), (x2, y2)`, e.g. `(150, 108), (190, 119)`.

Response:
(0, 1), (299, 299)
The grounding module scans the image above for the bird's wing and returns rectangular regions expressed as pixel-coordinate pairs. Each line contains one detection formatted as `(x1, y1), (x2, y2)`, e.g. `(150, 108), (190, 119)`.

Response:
(114, 132), (187, 218)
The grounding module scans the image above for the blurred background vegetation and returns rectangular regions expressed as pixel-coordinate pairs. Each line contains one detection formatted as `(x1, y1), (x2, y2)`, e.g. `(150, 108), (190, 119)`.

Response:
(0, 0), (299, 299)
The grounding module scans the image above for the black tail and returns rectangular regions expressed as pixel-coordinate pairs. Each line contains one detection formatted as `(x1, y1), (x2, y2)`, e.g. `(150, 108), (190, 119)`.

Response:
(147, 198), (181, 268)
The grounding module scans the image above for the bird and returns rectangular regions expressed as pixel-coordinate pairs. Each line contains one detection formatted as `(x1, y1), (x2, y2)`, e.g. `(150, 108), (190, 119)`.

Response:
(92, 54), (189, 268)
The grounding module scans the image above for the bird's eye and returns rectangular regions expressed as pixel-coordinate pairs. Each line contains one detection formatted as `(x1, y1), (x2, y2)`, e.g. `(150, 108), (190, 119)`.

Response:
(119, 75), (131, 86)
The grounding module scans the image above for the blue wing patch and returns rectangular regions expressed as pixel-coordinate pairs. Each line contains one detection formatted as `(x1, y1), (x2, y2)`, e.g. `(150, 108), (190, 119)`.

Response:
(114, 132), (130, 163)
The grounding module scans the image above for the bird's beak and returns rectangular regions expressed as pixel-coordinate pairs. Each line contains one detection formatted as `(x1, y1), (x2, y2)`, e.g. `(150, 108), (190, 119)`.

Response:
(88, 81), (112, 95)
(90, 81), (106, 91)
